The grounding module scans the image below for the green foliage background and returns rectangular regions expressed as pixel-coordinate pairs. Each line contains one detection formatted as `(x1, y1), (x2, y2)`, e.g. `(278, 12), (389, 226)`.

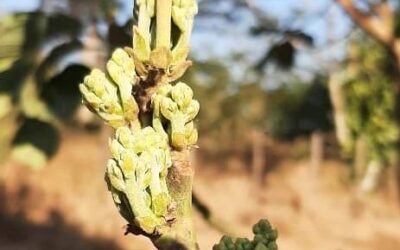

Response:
(344, 35), (398, 163)
(0, 12), (89, 169)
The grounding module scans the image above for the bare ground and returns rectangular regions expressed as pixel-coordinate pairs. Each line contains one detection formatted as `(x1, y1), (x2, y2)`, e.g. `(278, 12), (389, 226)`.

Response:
(1, 130), (400, 250)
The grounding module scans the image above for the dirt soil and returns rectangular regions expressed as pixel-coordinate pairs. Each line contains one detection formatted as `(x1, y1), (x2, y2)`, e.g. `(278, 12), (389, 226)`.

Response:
(1, 130), (400, 250)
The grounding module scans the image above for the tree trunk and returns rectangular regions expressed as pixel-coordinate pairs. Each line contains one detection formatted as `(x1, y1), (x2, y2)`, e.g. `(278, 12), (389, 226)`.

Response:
(251, 129), (265, 185)
(310, 131), (324, 175)
(382, 41), (400, 204)
(354, 135), (368, 180)
(335, 0), (400, 203)
(389, 51), (400, 204)
(328, 71), (351, 151)
(360, 159), (384, 193)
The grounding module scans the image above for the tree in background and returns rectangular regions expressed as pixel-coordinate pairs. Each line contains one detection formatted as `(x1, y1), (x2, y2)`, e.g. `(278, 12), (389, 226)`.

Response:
(335, 0), (400, 196)
(342, 34), (398, 192)
(196, 0), (337, 180)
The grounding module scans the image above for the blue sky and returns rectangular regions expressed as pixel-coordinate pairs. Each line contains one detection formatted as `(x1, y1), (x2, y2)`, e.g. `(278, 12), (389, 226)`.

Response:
(191, 0), (352, 85)
(0, 0), (350, 42)
(0, 0), (40, 13)
(0, 0), (351, 48)
(0, 0), (353, 86)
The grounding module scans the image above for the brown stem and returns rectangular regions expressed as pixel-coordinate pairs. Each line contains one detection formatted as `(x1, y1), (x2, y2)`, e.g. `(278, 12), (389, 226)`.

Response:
(153, 150), (198, 250)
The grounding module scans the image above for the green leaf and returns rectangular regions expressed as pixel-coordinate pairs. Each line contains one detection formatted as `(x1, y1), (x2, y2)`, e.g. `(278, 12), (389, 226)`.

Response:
(256, 41), (295, 70)
(19, 76), (55, 123)
(133, 27), (151, 62)
(0, 94), (13, 119)
(0, 111), (19, 163)
(0, 14), (28, 71)
(0, 58), (34, 99)
(12, 118), (60, 158)
(45, 13), (82, 39)
(11, 144), (47, 170)
(41, 64), (90, 120)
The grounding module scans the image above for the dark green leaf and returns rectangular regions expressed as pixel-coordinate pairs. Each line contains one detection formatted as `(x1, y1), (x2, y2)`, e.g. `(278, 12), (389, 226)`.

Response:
(256, 41), (295, 70)
(12, 118), (60, 157)
(41, 64), (90, 120)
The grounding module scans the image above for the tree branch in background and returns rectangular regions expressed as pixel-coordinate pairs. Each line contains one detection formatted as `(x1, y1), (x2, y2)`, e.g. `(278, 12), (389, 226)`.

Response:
(245, 0), (275, 26)
(192, 192), (240, 237)
(335, 0), (394, 47)
(372, 0), (394, 32)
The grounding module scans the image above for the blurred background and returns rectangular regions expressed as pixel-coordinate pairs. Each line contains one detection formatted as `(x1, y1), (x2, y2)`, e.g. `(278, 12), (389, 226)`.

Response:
(1, 0), (400, 249)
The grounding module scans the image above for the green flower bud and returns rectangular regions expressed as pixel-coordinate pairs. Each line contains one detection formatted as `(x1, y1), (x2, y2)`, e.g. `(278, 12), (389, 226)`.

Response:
(116, 126), (134, 148)
(171, 82), (193, 108)
(80, 69), (124, 127)
(253, 219), (272, 235)
(105, 126), (173, 234)
(235, 238), (253, 250)
(214, 219), (278, 250)
(171, 0), (197, 65)
(134, 0), (154, 65)
(267, 242), (278, 250)
(151, 84), (173, 140)
(106, 61), (131, 97)
(106, 159), (126, 192)
(108, 49), (139, 122)
(111, 48), (136, 73)
(137, 0), (155, 17)
(254, 243), (269, 250)
(79, 68), (139, 128)
(153, 82), (199, 149)
(213, 236), (235, 250)
(133, 27), (151, 63)
(172, 0), (198, 32)
(184, 122), (198, 146)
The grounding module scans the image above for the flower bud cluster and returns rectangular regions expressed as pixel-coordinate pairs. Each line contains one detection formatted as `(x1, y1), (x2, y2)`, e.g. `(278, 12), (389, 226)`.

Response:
(152, 82), (199, 149)
(80, 49), (139, 128)
(213, 219), (278, 250)
(106, 126), (172, 233)
(79, 48), (199, 234)
(79, 0), (199, 236)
